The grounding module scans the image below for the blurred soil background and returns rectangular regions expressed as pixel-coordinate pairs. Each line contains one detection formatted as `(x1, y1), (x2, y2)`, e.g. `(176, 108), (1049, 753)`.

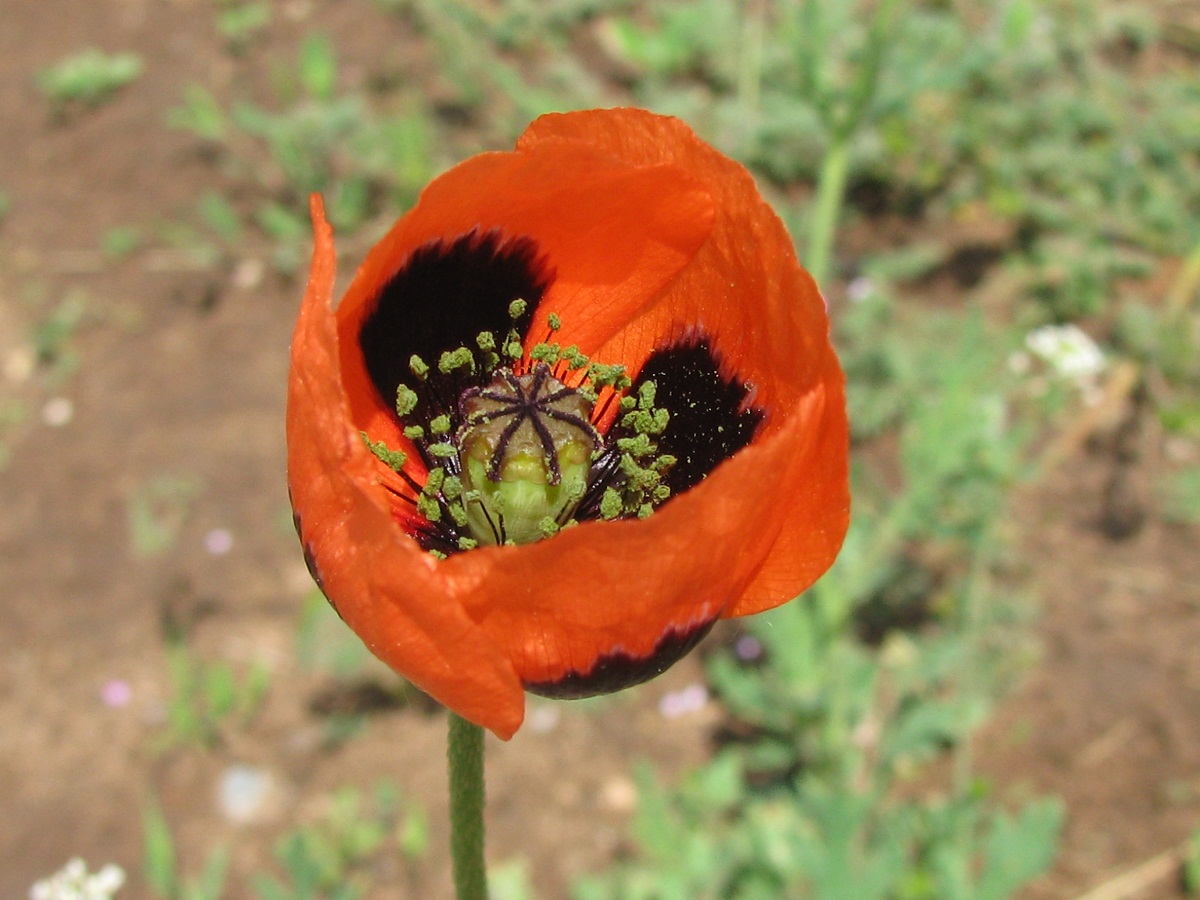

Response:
(2, 0), (1200, 898)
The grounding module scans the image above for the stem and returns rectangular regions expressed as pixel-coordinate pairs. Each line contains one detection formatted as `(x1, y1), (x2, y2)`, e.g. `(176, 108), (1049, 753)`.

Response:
(447, 713), (488, 900)
(806, 137), (851, 288)
(802, 0), (899, 288)
(737, 0), (764, 123)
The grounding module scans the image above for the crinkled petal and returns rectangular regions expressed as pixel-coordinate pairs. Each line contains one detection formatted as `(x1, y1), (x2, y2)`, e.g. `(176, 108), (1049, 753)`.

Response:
(287, 196), (524, 738)
(517, 109), (850, 617)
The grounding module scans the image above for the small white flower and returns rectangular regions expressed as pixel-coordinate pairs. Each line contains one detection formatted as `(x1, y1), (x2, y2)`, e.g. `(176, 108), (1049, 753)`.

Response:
(1024, 323), (1106, 382)
(29, 858), (126, 900)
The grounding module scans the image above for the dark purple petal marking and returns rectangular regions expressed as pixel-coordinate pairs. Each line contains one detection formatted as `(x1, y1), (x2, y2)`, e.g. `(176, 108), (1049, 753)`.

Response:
(358, 229), (552, 421)
(622, 335), (764, 494)
(523, 617), (717, 700)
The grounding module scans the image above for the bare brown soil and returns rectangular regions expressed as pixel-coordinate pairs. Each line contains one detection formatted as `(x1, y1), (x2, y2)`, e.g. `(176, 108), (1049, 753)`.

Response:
(2, 1), (1198, 898)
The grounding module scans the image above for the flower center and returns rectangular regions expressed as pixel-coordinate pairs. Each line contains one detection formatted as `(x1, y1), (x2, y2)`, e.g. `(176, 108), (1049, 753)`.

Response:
(458, 365), (599, 545)
(361, 302), (679, 557)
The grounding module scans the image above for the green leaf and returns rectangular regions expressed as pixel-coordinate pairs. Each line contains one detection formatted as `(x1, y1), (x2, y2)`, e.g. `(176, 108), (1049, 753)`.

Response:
(974, 800), (1064, 899)
(184, 846), (230, 900)
(142, 799), (178, 898)
(37, 49), (143, 108)
(166, 85), (227, 141)
(218, 2), (271, 45)
(198, 191), (243, 242)
(299, 35), (338, 102)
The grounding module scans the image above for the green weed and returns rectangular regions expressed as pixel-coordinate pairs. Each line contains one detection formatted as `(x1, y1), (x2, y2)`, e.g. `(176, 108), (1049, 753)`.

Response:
(127, 473), (202, 558)
(0, 400), (28, 472)
(143, 799), (230, 900)
(217, 1), (272, 50)
(573, 0), (1200, 322)
(102, 226), (142, 259)
(1160, 468), (1200, 526)
(142, 783), (426, 898)
(489, 859), (539, 900)
(31, 292), (87, 376)
(157, 638), (271, 749)
(392, 0), (609, 140)
(253, 782), (429, 900)
(168, 34), (436, 273)
(37, 49), (143, 112)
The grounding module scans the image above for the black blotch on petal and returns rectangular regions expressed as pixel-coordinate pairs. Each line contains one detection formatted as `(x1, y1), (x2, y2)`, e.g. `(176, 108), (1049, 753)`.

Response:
(632, 336), (764, 494)
(524, 617), (717, 700)
(358, 229), (552, 417)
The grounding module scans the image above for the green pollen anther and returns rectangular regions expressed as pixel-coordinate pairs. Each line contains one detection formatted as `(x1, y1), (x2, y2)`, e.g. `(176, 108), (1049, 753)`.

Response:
(409, 355), (429, 379)
(404, 425), (425, 441)
(620, 457), (659, 490)
(439, 347), (475, 374)
(530, 343), (560, 364)
(579, 374), (675, 523)
(505, 341), (523, 359)
(617, 433), (655, 456)
(416, 494), (441, 522)
(429, 442), (458, 458)
(457, 536), (478, 550)
(600, 487), (622, 520)
(508, 298), (527, 319)
(361, 433), (408, 472)
(442, 475), (463, 501)
(562, 345), (588, 368)
(424, 467), (445, 495)
(547, 313), (561, 331)
(622, 407), (669, 435)
(476, 331), (496, 351)
(430, 415), (452, 435)
(395, 384), (419, 417)
(587, 363), (627, 389)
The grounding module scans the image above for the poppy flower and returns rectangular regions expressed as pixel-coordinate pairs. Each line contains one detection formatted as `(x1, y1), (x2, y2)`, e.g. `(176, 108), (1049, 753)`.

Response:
(287, 108), (849, 740)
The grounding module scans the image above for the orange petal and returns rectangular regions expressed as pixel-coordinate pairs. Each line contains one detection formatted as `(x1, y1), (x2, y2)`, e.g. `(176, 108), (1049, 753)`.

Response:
(287, 196), (525, 738)
(414, 112), (849, 684)
(335, 141), (716, 449)
(440, 384), (833, 685)
(518, 109), (851, 615)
